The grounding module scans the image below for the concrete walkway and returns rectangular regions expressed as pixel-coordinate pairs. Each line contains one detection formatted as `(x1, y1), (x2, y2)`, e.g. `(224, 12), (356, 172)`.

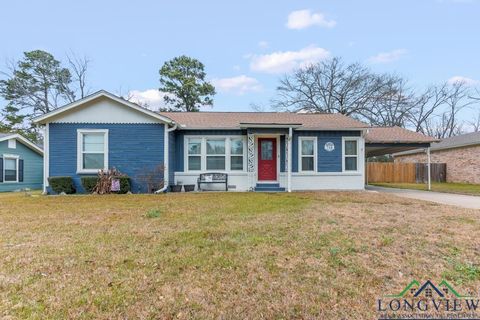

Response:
(366, 185), (480, 210)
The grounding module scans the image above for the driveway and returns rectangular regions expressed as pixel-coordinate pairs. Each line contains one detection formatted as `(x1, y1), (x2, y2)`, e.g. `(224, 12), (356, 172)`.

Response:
(366, 185), (480, 209)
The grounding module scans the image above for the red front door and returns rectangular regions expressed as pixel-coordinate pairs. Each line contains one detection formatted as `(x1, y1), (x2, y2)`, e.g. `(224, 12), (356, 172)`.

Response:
(258, 138), (277, 181)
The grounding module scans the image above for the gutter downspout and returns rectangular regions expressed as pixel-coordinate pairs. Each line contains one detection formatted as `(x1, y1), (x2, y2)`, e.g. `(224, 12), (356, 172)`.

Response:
(41, 123), (49, 194)
(287, 127), (292, 192)
(155, 122), (177, 194)
(363, 128), (369, 188)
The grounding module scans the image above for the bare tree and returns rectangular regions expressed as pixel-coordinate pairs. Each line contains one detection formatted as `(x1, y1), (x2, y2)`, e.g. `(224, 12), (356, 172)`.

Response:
(408, 81), (475, 138)
(469, 111), (480, 132)
(66, 52), (91, 100)
(366, 77), (415, 127)
(274, 57), (394, 117)
(273, 56), (480, 138)
(407, 83), (449, 134)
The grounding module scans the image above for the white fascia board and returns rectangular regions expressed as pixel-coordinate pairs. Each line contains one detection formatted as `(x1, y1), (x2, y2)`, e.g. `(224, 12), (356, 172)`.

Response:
(32, 90), (174, 125)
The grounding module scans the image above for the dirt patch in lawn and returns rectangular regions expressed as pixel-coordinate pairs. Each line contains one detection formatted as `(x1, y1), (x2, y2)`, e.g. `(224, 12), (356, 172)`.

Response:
(0, 191), (479, 319)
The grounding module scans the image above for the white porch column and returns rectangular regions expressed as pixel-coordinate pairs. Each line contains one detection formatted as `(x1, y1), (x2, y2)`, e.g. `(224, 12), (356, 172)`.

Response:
(287, 127), (292, 192)
(247, 132), (255, 191)
(426, 147), (431, 191)
(43, 123), (49, 194)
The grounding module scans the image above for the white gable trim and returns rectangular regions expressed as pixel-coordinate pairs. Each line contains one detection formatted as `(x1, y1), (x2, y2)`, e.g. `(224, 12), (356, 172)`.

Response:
(0, 134), (43, 155)
(32, 90), (174, 125)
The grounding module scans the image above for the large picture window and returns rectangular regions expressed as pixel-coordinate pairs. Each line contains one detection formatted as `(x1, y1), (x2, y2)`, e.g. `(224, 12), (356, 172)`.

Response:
(77, 129), (108, 173)
(343, 138), (359, 171)
(299, 137), (316, 172)
(186, 137), (246, 172)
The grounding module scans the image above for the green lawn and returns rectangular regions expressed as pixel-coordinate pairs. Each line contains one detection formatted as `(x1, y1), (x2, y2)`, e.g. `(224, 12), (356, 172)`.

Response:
(1, 191), (479, 319)
(370, 182), (480, 196)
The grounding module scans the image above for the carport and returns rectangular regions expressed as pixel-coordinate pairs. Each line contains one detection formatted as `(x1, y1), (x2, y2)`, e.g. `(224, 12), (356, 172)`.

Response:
(364, 126), (437, 189)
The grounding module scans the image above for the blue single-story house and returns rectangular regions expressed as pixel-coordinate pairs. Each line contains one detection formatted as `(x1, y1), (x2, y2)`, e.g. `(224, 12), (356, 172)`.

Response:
(0, 133), (43, 192)
(33, 90), (434, 193)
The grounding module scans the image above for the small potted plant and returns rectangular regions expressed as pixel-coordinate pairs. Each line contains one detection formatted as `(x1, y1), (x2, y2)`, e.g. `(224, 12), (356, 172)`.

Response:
(170, 181), (183, 192)
(184, 184), (195, 192)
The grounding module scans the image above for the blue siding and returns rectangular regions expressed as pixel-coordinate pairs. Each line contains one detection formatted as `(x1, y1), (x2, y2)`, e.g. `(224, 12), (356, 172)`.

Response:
(168, 131), (175, 184)
(292, 131), (361, 172)
(280, 135), (286, 172)
(49, 123), (164, 193)
(0, 140), (43, 192)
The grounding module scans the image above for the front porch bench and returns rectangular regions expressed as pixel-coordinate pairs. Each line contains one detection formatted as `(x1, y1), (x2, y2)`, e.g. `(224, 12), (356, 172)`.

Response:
(197, 173), (228, 191)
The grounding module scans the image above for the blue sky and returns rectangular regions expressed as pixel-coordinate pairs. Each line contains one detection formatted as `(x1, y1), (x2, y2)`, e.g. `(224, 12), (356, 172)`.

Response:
(1, 0), (479, 111)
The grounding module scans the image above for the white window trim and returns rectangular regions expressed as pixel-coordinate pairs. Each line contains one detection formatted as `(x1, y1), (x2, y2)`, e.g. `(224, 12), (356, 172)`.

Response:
(186, 137), (203, 172)
(298, 137), (317, 173)
(77, 129), (109, 174)
(229, 137), (246, 172)
(342, 137), (360, 173)
(184, 136), (247, 173)
(206, 137), (227, 171)
(3, 154), (19, 183)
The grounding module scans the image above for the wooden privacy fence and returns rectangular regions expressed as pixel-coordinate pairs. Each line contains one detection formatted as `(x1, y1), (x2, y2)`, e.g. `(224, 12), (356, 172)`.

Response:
(415, 163), (446, 183)
(367, 162), (446, 183)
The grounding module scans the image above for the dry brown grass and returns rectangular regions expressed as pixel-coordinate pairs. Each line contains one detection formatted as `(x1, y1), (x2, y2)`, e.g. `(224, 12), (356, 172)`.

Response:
(1, 191), (480, 319)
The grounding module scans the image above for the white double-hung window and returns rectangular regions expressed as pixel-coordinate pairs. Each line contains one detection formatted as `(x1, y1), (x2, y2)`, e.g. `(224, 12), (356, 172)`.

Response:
(206, 138), (226, 170)
(230, 138), (244, 171)
(77, 129), (108, 173)
(343, 138), (359, 172)
(3, 156), (18, 182)
(299, 137), (316, 172)
(185, 136), (246, 172)
(187, 138), (202, 171)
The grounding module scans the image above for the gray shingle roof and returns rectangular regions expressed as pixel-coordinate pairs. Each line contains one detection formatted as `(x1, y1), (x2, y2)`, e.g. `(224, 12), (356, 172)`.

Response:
(365, 126), (437, 144)
(159, 112), (369, 130)
(430, 131), (480, 150)
(393, 131), (480, 156)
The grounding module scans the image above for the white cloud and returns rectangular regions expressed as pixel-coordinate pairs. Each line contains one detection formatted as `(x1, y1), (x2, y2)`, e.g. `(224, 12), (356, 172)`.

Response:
(211, 75), (262, 95)
(249, 45), (331, 74)
(128, 89), (169, 110)
(286, 9), (336, 30)
(447, 76), (479, 86)
(258, 41), (269, 49)
(368, 49), (407, 64)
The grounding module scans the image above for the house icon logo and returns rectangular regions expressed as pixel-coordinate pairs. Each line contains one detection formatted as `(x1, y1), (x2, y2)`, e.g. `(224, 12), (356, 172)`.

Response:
(377, 279), (479, 320)
(385, 279), (472, 299)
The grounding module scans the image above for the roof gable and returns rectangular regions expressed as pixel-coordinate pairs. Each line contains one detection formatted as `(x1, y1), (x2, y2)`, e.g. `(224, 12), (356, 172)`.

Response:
(33, 90), (174, 125)
(0, 134), (43, 155)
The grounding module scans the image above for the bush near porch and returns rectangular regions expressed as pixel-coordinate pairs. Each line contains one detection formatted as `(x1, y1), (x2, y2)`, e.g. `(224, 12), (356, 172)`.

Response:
(1, 191), (479, 319)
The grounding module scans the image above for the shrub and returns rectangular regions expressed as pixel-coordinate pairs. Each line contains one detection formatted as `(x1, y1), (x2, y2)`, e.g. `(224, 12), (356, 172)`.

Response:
(48, 176), (76, 194)
(81, 175), (130, 194)
(81, 176), (98, 193)
(117, 176), (131, 194)
(145, 208), (162, 218)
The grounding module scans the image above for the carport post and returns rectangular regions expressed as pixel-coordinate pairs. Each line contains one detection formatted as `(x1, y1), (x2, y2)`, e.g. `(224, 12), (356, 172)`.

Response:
(426, 147), (431, 191)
